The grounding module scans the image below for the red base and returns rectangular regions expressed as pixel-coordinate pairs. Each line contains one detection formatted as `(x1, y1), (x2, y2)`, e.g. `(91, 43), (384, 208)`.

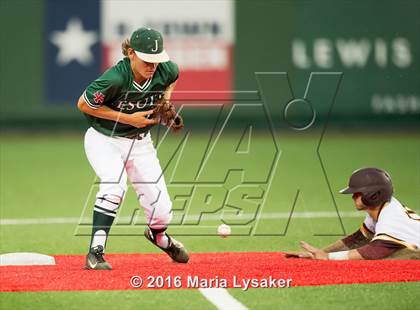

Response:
(1, 252), (419, 292)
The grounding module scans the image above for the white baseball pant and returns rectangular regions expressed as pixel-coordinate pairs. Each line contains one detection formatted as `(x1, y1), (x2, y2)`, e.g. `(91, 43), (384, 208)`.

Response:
(84, 127), (173, 230)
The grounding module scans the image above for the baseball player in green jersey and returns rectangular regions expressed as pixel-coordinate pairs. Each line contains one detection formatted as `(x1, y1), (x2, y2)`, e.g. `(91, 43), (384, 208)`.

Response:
(77, 27), (189, 270)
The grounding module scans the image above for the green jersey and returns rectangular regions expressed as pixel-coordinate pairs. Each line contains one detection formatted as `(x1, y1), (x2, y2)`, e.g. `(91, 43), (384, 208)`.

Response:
(82, 57), (179, 137)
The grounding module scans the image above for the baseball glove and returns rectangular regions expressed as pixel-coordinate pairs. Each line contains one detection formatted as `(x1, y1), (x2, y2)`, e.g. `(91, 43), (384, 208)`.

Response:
(153, 99), (184, 132)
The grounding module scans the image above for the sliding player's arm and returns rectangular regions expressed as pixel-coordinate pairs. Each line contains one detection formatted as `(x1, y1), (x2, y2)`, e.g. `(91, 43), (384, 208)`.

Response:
(285, 228), (372, 258)
(322, 227), (373, 252)
(299, 238), (404, 260)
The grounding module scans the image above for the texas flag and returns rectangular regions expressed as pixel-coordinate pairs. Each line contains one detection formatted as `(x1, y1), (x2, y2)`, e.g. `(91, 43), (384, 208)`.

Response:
(46, 0), (101, 102)
(45, 0), (234, 103)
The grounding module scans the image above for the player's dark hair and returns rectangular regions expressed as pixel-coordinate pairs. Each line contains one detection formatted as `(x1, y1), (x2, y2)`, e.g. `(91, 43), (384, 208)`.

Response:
(121, 39), (131, 56)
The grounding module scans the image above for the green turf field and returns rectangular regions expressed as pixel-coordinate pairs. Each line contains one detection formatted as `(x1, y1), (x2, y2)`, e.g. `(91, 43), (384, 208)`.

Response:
(1, 131), (419, 309)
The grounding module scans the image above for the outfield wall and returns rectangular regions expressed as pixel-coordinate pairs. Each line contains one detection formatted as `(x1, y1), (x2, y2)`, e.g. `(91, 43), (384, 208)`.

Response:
(1, 0), (418, 130)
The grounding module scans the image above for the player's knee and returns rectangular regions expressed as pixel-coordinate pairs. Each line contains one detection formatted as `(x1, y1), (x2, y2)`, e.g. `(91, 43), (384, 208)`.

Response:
(96, 185), (126, 213)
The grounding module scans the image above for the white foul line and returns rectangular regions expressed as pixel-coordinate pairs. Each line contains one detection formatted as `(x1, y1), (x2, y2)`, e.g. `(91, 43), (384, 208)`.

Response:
(199, 288), (248, 310)
(0, 217), (82, 225)
(0, 211), (364, 225)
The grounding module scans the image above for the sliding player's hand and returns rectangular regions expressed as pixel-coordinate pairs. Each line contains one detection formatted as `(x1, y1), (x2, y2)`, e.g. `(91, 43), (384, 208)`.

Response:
(299, 241), (328, 260)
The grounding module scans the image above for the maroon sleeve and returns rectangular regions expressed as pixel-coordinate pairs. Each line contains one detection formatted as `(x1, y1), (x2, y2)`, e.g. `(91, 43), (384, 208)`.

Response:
(357, 239), (405, 260)
(341, 230), (369, 249)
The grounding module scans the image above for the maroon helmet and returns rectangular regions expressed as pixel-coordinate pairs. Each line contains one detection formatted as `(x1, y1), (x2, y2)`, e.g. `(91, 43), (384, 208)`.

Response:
(340, 167), (393, 207)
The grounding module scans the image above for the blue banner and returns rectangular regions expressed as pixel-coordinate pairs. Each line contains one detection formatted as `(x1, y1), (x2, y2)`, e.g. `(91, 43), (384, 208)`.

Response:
(45, 0), (101, 103)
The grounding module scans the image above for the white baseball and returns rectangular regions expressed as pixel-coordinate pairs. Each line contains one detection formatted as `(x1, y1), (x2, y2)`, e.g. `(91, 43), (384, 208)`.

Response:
(217, 224), (231, 237)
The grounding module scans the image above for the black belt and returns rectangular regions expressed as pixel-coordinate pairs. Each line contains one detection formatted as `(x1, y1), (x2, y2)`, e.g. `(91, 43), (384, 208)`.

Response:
(123, 132), (147, 140)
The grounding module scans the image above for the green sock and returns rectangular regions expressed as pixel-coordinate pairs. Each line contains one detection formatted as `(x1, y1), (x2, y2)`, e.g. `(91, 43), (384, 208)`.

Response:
(89, 208), (115, 251)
